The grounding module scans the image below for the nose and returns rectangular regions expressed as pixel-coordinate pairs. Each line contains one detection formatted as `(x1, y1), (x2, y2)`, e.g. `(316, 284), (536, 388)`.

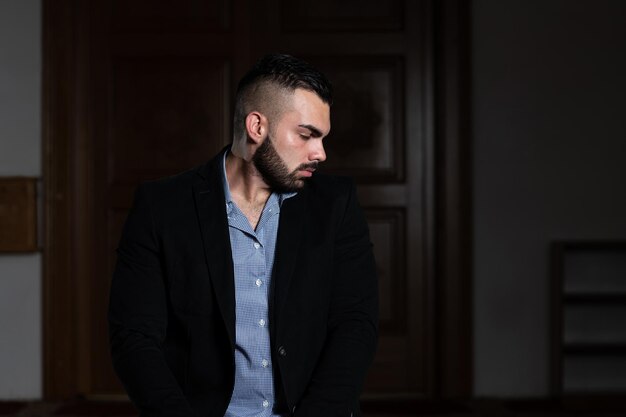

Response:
(310, 139), (326, 163)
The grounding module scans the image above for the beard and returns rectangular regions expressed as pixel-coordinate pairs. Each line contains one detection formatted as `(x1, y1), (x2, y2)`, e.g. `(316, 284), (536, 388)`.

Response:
(252, 135), (319, 193)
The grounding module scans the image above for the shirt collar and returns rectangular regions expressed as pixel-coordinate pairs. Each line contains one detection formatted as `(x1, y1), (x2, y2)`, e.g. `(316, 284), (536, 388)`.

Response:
(221, 150), (297, 213)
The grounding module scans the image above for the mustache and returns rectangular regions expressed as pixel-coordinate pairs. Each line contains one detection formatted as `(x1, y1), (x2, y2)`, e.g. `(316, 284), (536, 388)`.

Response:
(296, 161), (319, 171)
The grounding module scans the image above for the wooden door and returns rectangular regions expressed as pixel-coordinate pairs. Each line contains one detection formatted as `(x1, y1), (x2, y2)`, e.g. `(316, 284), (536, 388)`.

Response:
(44, 0), (472, 408)
(248, 1), (434, 398)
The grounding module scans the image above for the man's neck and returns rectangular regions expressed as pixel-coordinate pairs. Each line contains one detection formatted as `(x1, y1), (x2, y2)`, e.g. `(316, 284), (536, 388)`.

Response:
(225, 151), (272, 228)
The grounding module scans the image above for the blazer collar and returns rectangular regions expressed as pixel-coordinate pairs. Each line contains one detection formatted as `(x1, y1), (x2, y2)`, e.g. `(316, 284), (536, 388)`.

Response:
(192, 146), (236, 349)
(271, 188), (307, 329)
(192, 145), (309, 345)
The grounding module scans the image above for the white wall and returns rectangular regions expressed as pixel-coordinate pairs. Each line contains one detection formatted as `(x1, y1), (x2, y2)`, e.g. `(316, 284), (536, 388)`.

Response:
(0, 0), (42, 399)
(473, 0), (626, 397)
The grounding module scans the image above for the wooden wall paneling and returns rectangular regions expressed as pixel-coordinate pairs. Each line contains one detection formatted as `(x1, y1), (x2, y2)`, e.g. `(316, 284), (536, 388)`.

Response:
(83, 0), (113, 396)
(88, 0), (237, 395)
(402, 0), (434, 399)
(311, 56), (405, 183)
(332, 43), (427, 398)
(111, 0), (231, 33)
(367, 208), (407, 333)
(257, 0), (435, 401)
(0, 178), (38, 252)
(364, 208), (409, 393)
(281, 0), (404, 32)
(110, 57), (230, 183)
(87, 56), (233, 394)
(43, 0), (91, 399)
(43, 0), (472, 404)
(434, 0), (473, 397)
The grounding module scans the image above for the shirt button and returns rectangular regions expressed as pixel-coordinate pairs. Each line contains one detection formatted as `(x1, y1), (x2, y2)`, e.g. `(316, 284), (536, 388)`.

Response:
(258, 319), (266, 327)
(254, 242), (260, 249)
(261, 359), (269, 367)
(262, 400), (269, 408)
(255, 279), (263, 287)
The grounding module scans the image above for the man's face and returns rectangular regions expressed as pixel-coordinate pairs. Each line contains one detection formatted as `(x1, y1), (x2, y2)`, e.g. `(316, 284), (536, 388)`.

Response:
(252, 88), (330, 193)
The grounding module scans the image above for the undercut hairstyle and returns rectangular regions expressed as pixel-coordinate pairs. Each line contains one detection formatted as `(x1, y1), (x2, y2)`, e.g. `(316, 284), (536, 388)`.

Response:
(233, 53), (333, 142)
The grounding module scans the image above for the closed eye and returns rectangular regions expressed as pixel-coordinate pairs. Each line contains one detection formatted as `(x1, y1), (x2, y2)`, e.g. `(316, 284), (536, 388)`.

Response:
(298, 124), (323, 138)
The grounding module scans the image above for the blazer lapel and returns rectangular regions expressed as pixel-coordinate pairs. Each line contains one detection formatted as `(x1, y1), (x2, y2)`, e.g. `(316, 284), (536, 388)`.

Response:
(192, 151), (236, 350)
(272, 190), (307, 326)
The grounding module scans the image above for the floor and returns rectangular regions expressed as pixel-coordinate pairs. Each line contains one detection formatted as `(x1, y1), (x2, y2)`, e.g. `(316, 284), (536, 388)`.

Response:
(0, 401), (138, 417)
(1, 399), (626, 417)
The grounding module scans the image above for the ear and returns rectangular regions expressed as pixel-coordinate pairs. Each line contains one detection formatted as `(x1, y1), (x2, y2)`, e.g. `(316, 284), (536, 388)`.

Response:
(244, 111), (268, 145)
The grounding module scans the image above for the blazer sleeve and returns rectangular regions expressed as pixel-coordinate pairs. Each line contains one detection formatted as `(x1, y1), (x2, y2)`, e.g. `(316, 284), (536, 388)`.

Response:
(108, 184), (196, 417)
(295, 180), (379, 417)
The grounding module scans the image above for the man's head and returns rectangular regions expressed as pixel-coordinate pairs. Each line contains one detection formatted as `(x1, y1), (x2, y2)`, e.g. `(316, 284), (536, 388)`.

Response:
(232, 54), (332, 192)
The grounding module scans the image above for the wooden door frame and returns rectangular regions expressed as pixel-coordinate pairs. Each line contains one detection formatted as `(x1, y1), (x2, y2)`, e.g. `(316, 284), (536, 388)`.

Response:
(42, 0), (92, 399)
(42, 0), (472, 401)
(433, 0), (473, 398)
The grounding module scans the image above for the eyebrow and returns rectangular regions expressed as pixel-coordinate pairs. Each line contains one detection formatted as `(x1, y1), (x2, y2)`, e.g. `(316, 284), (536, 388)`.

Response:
(298, 124), (324, 138)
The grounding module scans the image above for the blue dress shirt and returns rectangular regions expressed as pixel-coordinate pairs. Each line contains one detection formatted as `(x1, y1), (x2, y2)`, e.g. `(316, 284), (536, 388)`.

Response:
(222, 153), (295, 417)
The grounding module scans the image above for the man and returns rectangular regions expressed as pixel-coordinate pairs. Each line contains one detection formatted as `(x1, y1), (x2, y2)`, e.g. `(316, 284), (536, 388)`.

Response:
(109, 54), (378, 417)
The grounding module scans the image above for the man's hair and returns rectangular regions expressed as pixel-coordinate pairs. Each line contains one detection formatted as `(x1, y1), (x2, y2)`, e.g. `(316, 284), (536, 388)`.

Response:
(233, 54), (332, 141)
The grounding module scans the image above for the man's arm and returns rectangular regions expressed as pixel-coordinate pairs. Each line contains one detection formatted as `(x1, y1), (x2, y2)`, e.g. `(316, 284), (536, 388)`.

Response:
(108, 184), (196, 417)
(295, 180), (379, 417)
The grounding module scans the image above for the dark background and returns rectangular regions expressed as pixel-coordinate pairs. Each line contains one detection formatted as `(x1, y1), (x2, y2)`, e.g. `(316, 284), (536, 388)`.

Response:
(0, 0), (625, 415)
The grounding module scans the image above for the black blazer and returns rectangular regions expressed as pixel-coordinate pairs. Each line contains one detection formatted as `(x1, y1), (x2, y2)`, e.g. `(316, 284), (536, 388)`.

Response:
(109, 147), (378, 417)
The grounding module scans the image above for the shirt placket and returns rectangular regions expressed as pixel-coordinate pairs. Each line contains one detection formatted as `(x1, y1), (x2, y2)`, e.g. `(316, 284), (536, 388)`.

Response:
(228, 201), (278, 415)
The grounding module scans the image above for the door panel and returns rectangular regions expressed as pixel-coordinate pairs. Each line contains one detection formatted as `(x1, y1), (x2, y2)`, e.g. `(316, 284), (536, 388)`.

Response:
(110, 57), (230, 183)
(310, 56), (405, 182)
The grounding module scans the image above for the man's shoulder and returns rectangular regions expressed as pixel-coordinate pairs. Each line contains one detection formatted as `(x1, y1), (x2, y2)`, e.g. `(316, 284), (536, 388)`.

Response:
(132, 155), (222, 211)
(137, 147), (225, 198)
